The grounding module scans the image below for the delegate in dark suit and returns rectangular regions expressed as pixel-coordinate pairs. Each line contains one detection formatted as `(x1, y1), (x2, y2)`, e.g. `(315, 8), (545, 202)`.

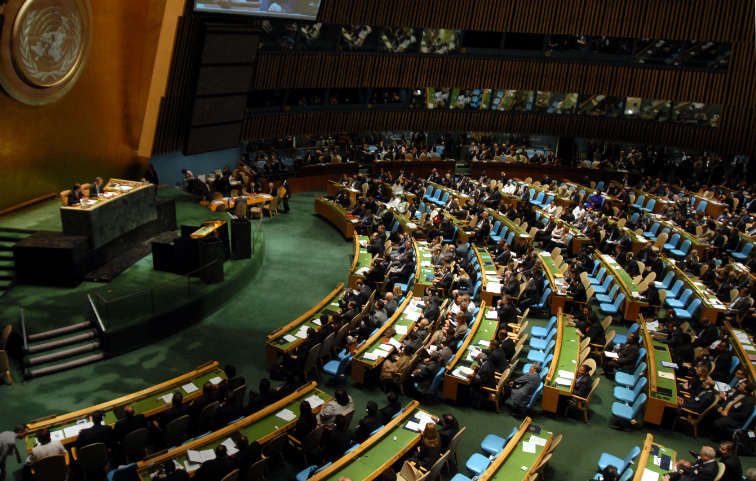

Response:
(510, 371), (540, 407)
(412, 357), (441, 394)
(75, 415), (113, 450)
(194, 448), (236, 481)
(113, 411), (146, 444)
(469, 357), (497, 401)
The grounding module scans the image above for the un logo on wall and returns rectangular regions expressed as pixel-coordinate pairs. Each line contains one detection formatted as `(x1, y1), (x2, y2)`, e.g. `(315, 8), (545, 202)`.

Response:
(0, 0), (91, 105)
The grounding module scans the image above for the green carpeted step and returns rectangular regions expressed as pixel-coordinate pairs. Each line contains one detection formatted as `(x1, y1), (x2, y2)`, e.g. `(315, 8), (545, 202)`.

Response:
(0, 240), (15, 251)
(28, 350), (105, 378)
(26, 330), (97, 354)
(0, 232), (29, 243)
(0, 279), (13, 290)
(0, 259), (15, 270)
(25, 340), (101, 366)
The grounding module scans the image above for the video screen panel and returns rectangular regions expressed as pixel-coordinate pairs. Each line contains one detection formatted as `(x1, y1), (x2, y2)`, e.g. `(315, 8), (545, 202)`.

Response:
(194, 0), (321, 20)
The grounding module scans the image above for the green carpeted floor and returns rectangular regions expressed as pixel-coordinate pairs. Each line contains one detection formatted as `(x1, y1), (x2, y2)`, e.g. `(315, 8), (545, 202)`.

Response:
(1, 190), (754, 481)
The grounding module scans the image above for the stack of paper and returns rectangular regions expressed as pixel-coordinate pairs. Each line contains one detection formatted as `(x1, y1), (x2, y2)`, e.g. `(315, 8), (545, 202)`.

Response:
(363, 352), (379, 361)
(486, 310), (498, 320)
(304, 395), (325, 409)
(187, 449), (216, 464)
(465, 347), (482, 362)
(276, 409), (297, 422)
(182, 383), (199, 394)
(485, 283), (501, 293)
(452, 366), (474, 378)
(283, 334), (297, 343)
(209, 376), (223, 384)
(604, 352), (619, 359)
(295, 326), (310, 339)
(395, 325), (408, 335)
(522, 441), (537, 453)
(221, 438), (239, 456)
(558, 370), (575, 379)
(555, 378), (572, 387)
(388, 338), (403, 349)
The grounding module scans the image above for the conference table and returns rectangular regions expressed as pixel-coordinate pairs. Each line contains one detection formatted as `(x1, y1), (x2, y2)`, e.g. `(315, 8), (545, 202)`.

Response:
(200, 193), (272, 212)
(24, 361), (225, 451)
(442, 304), (493, 400)
(538, 251), (570, 315)
(390, 209), (420, 236)
(602, 216), (647, 255)
(60, 180), (158, 249)
(314, 196), (357, 239)
(425, 181), (470, 206)
(669, 185), (726, 218)
(266, 284), (345, 365)
(478, 417), (553, 481)
(326, 180), (360, 205)
(371, 158), (456, 179)
(659, 256), (727, 322)
(648, 215), (708, 258)
(413, 240), (434, 296)
(351, 295), (414, 383)
(593, 253), (648, 321)
(610, 182), (671, 214)
(541, 309), (580, 413)
(476, 247), (500, 307)
(640, 320), (677, 425)
(467, 179), (520, 210)
(310, 401), (432, 481)
(726, 323), (756, 385)
(348, 235), (373, 290)
(135, 382), (331, 480)
(483, 208), (532, 248)
(631, 433), (677, 481)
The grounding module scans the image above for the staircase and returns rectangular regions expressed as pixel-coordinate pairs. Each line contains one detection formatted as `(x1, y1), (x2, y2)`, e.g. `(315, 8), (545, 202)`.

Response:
(23, 321), (106, 379)
(0, 228), (34, 295)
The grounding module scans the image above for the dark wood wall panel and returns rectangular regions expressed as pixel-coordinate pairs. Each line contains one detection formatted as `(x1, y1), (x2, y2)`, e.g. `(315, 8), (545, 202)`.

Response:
(241, 108), (756, 155)
(253, 53), (731, 105)
(318, 0), (754, 42)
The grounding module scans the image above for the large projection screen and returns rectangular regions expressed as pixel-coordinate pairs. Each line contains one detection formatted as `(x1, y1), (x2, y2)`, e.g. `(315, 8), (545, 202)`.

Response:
(194, 0), (320, 20)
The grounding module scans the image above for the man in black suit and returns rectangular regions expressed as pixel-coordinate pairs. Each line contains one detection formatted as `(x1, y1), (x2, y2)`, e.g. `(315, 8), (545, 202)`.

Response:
(189, 382), (216, 433)
(411, 351), (441, 394)
(213, 390), (245, 430)
(385, 254), (415, 292)
(353, 401), (382, 442)
(675, 379), (717, 418)
(496, 295), (517, 330)
(145, 164), (159, 185)
(68, 184), (84, 205)
(246, 379), (275, 415)
(482, 339), (509, 373)
(218, 365), (245, 394)
(113, 406), (146, 445)
(89, 177), (105, 198)
(690, 447), (719, 481)
(572, 365), (592, 402)
(716, 440), (742, 481)
(473, 212), (491, 243)
(378, 391), (401, 424)
(468, 353), (496, 403)
(645, 252), (664, 279)
(431, 414), (459, 451)
(75, 410), (113, 450)
(714, 381), (755, 434)
(326, 414), (353, 462)
(194, 445), (236, 481)
(692, 317), (718, 348)
(156, 392), (190, 431)
(232, 435), (261, 476)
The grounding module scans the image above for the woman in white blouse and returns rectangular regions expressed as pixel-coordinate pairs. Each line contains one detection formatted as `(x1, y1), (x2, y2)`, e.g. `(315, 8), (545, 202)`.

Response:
(544, 200), (559, 215)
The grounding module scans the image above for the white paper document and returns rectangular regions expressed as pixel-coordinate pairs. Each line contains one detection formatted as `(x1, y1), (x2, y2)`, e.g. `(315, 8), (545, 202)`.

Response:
(478, 340), (490, 348)
(209, 376), (223, 385)
(405, 421), (421, 432)
(283, 335), (297, 343)
(529, 436), (548, 446)
(187, 449), (216, 464)
(159, 394), (174, 404)
(276, 409), (297, 422)
(221, 438), (239, 456)
(388, 338), (403, 349)
(558, 370), (575, 380)
(640, 468), (660, 481)
(555, 377), (572, 387)
(486, 310), (499, 320)
(184, 461), (201, 473)
(604, 352), (619, 359)
(304, 395), (325, 409)
(405, 312), (421, 321)
(452, 367), (474, 378)
(522, 442), (537, 453)
(485, 283), (501, 293)
(395, 325), (408, 335)
(50, 430), (65, 441)
(296, 329), (309, 339)
(658, 371), (675, 380)
(363, 352), (378, 361)
(182, 383), (199, 394)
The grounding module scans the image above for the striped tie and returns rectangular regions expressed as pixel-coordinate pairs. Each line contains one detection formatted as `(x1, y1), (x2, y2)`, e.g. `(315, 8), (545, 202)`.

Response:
(725, 394), (744, 414)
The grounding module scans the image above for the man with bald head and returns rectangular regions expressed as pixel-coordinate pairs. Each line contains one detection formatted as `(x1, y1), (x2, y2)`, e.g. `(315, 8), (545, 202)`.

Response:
(662, 460), (696, 481)
(113, 405), (147, 443)
(689, 447), (719, 481)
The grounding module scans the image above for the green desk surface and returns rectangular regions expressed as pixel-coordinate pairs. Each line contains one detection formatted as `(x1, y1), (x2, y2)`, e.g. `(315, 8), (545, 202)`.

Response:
(322, 408), (426, 481)
(443, 213), (469, 232)
(477, 248), (497, 279)
(549, 319), (580, 391)
(327, 181), (360, 193)
(648, 336), (677, 404)
(271, 288), (346, 352)
(597, 254), (642, 295)
(426, 182), (469, 201)
(357, 300), (419, 367)
(138, 390), (332, 481)
(28, 368), (225, 448)
(448, 309), (498, 380)
(350, 236), (373, 276)
(416, 243), (434, 288)
(639, 444), (677, 479)
(317, 197), (351, 216)
(488, 431), (548, 481)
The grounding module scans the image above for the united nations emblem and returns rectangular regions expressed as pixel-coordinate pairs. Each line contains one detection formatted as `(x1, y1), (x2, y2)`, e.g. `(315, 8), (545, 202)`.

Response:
(0, 0), (91, 105)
